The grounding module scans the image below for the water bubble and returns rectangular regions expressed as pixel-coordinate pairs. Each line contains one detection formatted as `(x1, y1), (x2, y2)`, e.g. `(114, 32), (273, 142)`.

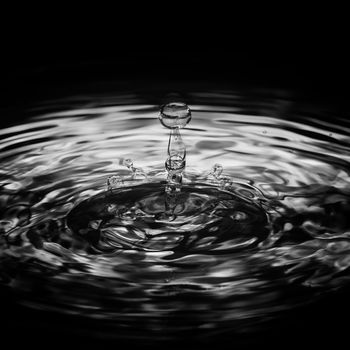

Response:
(159, 102), (191, 129)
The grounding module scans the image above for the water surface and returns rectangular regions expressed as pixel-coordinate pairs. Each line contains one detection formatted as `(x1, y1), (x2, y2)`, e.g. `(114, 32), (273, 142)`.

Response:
(1, 91), (350, 341)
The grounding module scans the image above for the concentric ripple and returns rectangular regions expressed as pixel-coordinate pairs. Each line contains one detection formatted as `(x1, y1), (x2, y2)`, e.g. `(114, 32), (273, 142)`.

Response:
(67, 182), (268, 254)
(1, 91), (350, 340)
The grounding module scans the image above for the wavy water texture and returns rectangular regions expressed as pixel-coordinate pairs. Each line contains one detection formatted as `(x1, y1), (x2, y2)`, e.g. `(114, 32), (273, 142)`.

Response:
(1, 92), (350, 340)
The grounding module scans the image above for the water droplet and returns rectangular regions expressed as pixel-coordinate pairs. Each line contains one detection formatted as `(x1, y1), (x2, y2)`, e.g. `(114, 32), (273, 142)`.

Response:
(284, 222), (293, 231)
(230, 211), (247, 221)
(88, 220), (102, 230)
(131, 167), (148, 180)
(123, 158), (134, 168)
(211, 163), (223, 178)
(107, 175), (123, 190)
(159, 102), (191, 129)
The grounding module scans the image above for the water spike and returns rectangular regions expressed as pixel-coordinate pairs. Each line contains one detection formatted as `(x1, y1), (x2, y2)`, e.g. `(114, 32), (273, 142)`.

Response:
(159, 102), (191, 191)
(167, 128), (186, 160)
(159, 102), (191, 218)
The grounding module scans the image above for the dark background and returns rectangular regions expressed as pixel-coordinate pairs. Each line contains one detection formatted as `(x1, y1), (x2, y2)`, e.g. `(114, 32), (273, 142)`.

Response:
(1, 16), (349, 116)
(1, 15), (350, 349)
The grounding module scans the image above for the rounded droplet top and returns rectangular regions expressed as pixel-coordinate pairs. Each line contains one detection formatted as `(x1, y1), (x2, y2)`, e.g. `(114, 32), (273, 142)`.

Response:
(159, 102), (191, 129)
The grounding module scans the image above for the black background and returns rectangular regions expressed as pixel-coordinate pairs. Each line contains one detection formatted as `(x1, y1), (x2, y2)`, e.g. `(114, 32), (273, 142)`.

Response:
(1, 12), (350, 350)
(1, 13), (350, 115)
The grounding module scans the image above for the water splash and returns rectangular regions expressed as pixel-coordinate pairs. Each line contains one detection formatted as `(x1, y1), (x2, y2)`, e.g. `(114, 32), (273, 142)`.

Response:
(160, 102), (191, 193)
(107, 158), (147, 190)
(122, 158), (147, 180)
(1, 92), (350, 341)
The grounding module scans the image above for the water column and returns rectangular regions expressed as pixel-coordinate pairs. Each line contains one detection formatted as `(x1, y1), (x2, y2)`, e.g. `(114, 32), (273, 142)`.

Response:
(159, 102), (191, 218)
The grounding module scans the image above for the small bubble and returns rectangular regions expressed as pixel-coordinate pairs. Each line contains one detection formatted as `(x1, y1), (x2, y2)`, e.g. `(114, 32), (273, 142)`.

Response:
(262, 130), (267, 134)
